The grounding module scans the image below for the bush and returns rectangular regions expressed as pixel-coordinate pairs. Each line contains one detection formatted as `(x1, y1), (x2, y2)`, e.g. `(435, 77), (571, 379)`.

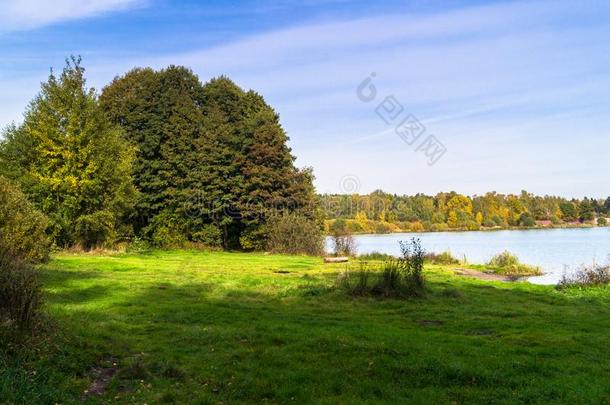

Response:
(266, 212), (323, 255)
(487, 251), (541, 276)
(145, 213), (187, 248)
(395, 238), (426, 296)
(358, 251), (394, 261)
(239, 224), (267, 251)
(74, 210), (116, 249)
(337, 262), (371, 297)
(491, 215), (504, 226)
(329, 218), (347, 234)
(482, 219), (497, 228)
(430, 223), (449, 232)
(488, 251), (519, 268)
(331, 233), (356, 256)
(0, 176), (50, 263)
(373, 221), (394, 234)
(192, 224), (223, 247)
(408, 221), (425, 232)
(519, 212), (536, 227)
(0, 248), (43, 332)
(126, 237), (151, 253)
(339, 238), (426, 298)
(557, 264), (610, 289)
(345, 220), (364, 233)
(426, 251), (460, 265)
(597, 217), (607, 227)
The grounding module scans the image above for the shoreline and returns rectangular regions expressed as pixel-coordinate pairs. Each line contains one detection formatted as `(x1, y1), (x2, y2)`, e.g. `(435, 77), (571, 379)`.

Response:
(326, 223), (605, 236)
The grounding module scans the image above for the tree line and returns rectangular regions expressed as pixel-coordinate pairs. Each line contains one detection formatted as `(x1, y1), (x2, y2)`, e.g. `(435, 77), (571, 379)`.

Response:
(0, 57), (321, 252)
(322, 190), (610, 234)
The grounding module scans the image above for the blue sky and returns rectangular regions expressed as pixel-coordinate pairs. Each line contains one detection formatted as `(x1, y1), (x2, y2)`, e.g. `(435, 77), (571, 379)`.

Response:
(1, 0), (609, 198)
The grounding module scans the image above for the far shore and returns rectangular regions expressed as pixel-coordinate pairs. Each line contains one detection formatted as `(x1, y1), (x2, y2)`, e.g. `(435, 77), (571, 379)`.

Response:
(325, 222), (607, 236)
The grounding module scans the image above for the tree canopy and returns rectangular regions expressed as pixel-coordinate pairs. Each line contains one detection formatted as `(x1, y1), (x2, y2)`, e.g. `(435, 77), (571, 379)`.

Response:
(0, 57), (136, 248)
(100, 67), (319, 249)
(322, 190), (610, 233)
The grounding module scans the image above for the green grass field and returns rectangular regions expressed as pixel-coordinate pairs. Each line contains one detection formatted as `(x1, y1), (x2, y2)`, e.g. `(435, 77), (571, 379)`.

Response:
(2, 250), (609, 403)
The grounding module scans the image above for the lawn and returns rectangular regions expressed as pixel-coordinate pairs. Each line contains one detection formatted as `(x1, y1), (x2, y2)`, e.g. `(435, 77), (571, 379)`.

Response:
(2, 250), (609, 403)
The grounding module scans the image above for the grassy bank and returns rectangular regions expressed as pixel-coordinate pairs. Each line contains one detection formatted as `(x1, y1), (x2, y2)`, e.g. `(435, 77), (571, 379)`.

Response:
(2, 250), (609, 403)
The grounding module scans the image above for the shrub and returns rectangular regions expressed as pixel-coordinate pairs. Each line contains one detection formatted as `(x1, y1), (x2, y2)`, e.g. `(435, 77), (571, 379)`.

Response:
(329, 218), (347, 234)
(358, 251), (394, 261)
(151, 225), (187, 248)
(192, 224), (223, 247)
(126, 237), (151, 253)
(339, 238), (426, 298)
(145, 213), (187, 248)
(487, 251), (541, 276)
(426, 251), (460, 265)
(373, 221), (394, 234)
(74, 210), (116, 249)
(597, 217), (607, 227)
(557, 263), (610, 289)
(430, 223), (449, 232)
(488, 251), (519, 268)
(266, 212), (323, 255)
(519, 212), (536, 227)
(0, 176), (50, 263)
(0, 248), (43, 332)
(345, 220), (364, 233)
(408, 221), (425, 232)
(491, 215), (504, 226)
(466, 221), (481, 231)
(374, 260), (404, 296)
(483, 218), (497, 228)
(395, 238), (426, 296)
(337, 263), (372, 297)
(331, 233), (356, 256)
(239, 224), (267, 251)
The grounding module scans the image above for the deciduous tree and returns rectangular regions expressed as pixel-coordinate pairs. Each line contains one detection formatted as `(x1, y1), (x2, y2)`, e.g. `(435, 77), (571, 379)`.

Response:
(0, 57), (136, 248)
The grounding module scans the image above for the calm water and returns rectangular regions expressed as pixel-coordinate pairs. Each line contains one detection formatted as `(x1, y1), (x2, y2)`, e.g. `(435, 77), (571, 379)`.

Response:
(327, 228), (610, 284)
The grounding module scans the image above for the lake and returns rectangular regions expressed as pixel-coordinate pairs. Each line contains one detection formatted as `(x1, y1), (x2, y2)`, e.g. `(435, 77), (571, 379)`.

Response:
(327, 228), (610, 284)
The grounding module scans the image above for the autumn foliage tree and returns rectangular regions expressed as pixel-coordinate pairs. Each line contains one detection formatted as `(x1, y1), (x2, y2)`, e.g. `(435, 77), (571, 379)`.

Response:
(323, 190), (610, 232)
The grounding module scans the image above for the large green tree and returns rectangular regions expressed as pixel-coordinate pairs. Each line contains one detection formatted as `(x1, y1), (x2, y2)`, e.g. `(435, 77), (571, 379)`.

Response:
(579, 198), (595, 222)
(101, 69), (319, 249)
(0, 57), (136, 248)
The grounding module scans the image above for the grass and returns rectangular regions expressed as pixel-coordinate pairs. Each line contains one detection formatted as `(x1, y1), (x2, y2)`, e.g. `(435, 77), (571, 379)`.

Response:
(483, 251), (543, 277)
(2, 250), (609, 403)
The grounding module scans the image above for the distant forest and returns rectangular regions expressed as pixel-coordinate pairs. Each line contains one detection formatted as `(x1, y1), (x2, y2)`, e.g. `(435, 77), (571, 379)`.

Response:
(321, 190), (610, 234)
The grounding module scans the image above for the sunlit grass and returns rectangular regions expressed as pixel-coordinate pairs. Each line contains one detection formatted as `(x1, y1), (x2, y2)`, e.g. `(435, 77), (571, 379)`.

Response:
(2, 250), (609, 403)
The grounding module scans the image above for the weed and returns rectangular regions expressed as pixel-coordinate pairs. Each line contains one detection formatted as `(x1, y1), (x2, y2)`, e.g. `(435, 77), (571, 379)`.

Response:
(557, 263), (610, 289)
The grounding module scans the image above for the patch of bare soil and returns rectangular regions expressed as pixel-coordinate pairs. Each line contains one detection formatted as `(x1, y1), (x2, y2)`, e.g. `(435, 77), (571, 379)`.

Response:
(417, 319), (445, 327)
(82, 359), (119, 400)
(453, 268), (515, 282)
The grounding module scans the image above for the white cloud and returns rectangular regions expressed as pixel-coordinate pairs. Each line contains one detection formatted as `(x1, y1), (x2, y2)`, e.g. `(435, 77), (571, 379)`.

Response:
(2, 0), (610, 196)
(0, 0), (143, 32)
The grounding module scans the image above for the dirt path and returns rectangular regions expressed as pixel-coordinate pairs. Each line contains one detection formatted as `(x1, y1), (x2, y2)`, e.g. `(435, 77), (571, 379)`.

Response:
(453, 268), (514, 282)
(82, 359), (119, 400)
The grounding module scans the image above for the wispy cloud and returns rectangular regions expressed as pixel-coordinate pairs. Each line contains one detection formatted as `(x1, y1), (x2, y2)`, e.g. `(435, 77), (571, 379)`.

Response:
(1, 0), (609, 197)
(0, 0), (144, 32)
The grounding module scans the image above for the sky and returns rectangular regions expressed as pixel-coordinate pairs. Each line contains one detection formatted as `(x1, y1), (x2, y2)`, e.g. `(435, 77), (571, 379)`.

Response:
(1, 0), (609, 198)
